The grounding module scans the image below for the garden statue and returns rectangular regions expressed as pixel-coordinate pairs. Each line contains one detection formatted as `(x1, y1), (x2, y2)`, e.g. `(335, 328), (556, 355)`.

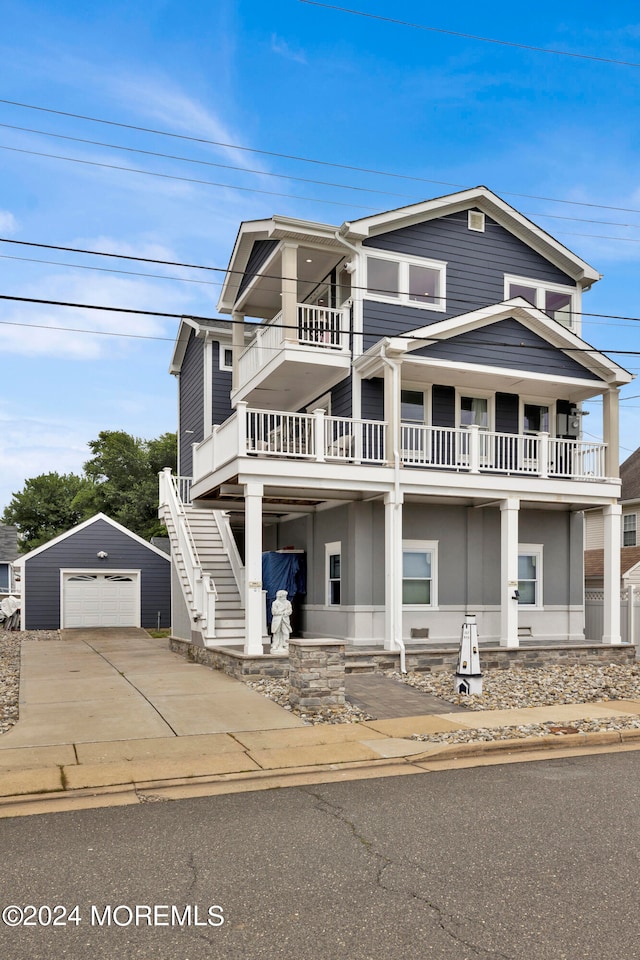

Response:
(271, 589), (292, 652)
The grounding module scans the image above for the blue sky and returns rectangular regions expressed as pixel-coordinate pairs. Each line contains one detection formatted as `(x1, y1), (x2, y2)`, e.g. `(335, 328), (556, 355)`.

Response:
(1, 0), (640, 509)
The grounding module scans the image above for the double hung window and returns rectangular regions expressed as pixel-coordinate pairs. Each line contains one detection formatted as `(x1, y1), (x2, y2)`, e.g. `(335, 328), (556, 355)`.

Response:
(518, 545), (543, 607)
(366, 252), (446, 311)
(326, 542), (341, 605)
(505, 275), (577, 329)
(623, 514), (637, 547)
(402, 541), (438, 607)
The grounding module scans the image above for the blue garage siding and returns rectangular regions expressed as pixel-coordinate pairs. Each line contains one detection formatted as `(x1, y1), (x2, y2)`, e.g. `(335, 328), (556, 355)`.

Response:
(23, 519), (171, 630)
(362, 211), (576, 346)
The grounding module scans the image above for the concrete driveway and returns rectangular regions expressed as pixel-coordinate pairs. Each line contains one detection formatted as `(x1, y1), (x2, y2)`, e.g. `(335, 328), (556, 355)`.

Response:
(0, 628), (304, 748)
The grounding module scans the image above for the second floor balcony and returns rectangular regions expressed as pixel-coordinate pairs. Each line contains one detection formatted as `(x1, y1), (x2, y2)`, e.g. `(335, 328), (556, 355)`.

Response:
(234, 304), (351, 408)
(192, 403), (611, 491)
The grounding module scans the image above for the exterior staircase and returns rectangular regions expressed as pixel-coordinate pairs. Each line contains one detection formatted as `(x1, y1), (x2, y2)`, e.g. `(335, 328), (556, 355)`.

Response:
(159, 470), (246, 645)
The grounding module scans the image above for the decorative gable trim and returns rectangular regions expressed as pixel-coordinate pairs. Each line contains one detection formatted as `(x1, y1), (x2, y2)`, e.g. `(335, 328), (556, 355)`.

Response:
(14, 514), (172, 566)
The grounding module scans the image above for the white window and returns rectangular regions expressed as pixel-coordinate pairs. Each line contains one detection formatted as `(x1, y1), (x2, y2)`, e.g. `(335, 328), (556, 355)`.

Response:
(219, 344), (233, 371)
(402, 541), (438, 607)
(401, 389), (426, 423)
(457, 391), (493, 430)
(366, 251), (446, 312)
(325, 542), (341, 605)
(504, 275), (578, 329)
(623, 514), (637, 547)
(522, 401), (551, 435)
(518, 545), (543, 607)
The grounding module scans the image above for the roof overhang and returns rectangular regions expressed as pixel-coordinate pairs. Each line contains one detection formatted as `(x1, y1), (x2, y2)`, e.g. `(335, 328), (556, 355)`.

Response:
(13, 514), (171, 566)
(169, 316), (241, 375)
(341, 186), (601, 287)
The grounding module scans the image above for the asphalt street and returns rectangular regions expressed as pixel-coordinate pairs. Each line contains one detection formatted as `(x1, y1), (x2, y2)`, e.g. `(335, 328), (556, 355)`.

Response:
(1, 752), (639, 960)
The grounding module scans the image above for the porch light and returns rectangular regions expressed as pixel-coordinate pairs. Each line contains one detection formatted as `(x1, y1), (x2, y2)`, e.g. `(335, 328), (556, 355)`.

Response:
(97, 551), (108, 559)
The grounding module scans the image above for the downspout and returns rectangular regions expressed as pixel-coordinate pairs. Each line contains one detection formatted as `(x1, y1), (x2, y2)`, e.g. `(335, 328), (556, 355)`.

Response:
(380, 343), (406, 673)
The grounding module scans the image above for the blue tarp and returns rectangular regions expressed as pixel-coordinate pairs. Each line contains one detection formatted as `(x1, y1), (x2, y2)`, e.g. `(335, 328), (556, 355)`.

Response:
(262, 552), (306, 626)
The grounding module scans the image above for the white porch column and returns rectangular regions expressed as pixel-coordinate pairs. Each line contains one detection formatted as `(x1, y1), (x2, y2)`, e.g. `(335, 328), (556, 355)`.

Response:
(203, 336), (213, 436)
(500, 498), (520, 648)
(244, 481), (264, 655)
(384, 491), (404, 652)
(383, 357), (401, 466)
(603, 387), (620, 479)
(231, 310), (244, 392)
(603, 502), (622, 644)
(281, 242), (298, 344)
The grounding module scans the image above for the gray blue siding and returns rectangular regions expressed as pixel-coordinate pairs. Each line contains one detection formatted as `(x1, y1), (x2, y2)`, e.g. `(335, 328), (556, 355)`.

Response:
(361, 378), (384, 421)
(23, 519), (171, 630)
(410, 318), (600, 380)
(363, 210), (576, 345)
(178, 329), (203, 477)
(237, 239), (279, 299)
(211, 341), (233, 425)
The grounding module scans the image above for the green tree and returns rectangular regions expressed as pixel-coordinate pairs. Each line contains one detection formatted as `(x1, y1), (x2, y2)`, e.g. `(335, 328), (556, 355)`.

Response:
(3, 431), (177, 550)
(2, 473), (92, 552)
(74, 430), (177, 540)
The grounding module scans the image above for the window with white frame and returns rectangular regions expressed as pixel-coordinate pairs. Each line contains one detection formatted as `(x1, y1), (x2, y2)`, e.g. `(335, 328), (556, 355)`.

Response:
(401, 389), (426, 423)
(325, 542), (341, 605)
(219, 344), (233, 371)
(366, 251), (446, 311)
(0, 563), (10, 593)
(402, 541), (438, 606)
(623, 513), (637, 547)
(518, 545), (543, 607)
(504, 275), (578, 328)
(458, 394), (491, 429)
(522, 402), (550, 435)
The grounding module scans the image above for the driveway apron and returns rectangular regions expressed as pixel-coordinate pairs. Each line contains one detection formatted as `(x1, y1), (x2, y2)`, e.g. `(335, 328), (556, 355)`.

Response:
(0, 628), (303, 748)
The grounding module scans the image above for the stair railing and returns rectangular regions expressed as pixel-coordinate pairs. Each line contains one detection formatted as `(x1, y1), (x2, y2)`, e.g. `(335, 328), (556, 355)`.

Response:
(214, 510), (245, 606)
(159, 468), (217, 640)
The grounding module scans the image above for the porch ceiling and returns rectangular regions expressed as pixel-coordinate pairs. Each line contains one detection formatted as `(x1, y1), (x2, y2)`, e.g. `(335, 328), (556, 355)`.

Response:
(382, 356), (606, 403)
(237, 245), (345, 319)
(236, 352), (351, 410)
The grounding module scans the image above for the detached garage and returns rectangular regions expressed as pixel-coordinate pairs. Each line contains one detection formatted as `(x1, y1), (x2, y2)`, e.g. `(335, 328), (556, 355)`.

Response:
(15, 514), (171, 630)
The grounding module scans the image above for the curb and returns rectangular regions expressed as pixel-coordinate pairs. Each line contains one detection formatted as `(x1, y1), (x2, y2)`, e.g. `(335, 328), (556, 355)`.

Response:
(410, 726), (640, 762)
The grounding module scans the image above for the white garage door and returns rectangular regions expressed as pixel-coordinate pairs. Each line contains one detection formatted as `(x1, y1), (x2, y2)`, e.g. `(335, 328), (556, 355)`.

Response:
(62, 573), (140, 627)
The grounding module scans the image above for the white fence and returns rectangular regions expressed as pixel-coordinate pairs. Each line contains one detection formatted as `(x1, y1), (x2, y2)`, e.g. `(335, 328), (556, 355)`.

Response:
(585, 587), (640, 649)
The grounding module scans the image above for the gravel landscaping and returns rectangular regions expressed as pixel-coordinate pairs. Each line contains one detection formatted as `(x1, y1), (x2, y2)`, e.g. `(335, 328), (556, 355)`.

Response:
(3, 631), (640, 744)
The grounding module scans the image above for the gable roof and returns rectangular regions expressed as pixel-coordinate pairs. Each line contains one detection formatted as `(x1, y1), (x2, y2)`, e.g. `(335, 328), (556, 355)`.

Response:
(621, 447), (640, 501)
(13, 514), (171, 566)
(402, 298), (632, 387)
(585, 547), (640, 580)
(342, 186), (600, 286)
(169, 316), (235, 375)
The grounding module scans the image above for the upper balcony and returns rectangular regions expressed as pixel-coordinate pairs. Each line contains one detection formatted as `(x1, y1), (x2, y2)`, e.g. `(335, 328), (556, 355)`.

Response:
(235, 303), (351, 409)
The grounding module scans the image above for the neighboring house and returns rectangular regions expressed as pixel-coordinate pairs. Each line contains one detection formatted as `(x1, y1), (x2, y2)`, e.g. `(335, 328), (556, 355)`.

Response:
(160, 186), (632, 654)
(13, 514), (171, 631)
(585, 446), (640, 588)
(0, 523), (19, 598)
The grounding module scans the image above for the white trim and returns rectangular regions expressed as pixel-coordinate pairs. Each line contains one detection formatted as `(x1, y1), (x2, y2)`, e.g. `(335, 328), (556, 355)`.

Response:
(402, 539), (438, 609)
(519, 396), (556, 437)
(343, 187), (600, 285)
(14, 514), (172, 566)
(325, 540), (342, 606)
(218, 343), (234, 372)
(518, 544), (543, 609)
(60, 568), (141, 629)
(468, 210), (485, 232)
(364, 248), (447, 313)
(306, 391), (332, 415)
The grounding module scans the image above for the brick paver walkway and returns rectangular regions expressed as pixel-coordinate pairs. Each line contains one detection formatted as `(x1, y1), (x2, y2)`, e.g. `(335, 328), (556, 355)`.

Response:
(345, 674), (468, 719)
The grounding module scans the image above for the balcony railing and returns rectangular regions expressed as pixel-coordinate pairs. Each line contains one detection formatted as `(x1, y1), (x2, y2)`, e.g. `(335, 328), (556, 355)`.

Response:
(237, 303), (349, 387)
(192, 408), (609, 482)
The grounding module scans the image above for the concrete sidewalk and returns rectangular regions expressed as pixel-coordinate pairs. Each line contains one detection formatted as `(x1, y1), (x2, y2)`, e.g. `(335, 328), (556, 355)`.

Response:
(2, 629), (640, 817)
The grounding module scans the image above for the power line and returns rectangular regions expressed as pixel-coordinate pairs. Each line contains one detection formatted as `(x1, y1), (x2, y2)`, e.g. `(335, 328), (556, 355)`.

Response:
(0, 252), (223, 286)
(6, 127), (640, 233)
(3, 97), (640, 217)
(0, 144), (378, 211)
(0, 292), (638, 358)
(6, 121), (640, 233)
(299, 1), (640, 68)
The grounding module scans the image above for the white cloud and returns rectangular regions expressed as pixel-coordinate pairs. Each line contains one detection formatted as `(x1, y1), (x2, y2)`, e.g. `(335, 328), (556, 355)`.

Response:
(0, 210), (18, 234)
(271, 35), (307, 65)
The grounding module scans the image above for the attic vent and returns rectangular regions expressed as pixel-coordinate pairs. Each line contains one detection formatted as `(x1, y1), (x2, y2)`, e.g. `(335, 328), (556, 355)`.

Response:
(468, 210), (485, 232)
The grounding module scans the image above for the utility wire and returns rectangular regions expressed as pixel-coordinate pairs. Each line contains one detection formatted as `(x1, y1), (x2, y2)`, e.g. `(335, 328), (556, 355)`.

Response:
(3, 235), (640, 328)
(299, 1), (640, 68)
(0, 292), (637, 357)
(2, 97), (640, 217)
(5, 121), (640, 232)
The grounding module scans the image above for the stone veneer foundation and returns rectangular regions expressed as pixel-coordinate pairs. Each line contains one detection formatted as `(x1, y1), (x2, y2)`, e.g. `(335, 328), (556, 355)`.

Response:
(169, 638), (635, 681)
(288, 639), (345, 715)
